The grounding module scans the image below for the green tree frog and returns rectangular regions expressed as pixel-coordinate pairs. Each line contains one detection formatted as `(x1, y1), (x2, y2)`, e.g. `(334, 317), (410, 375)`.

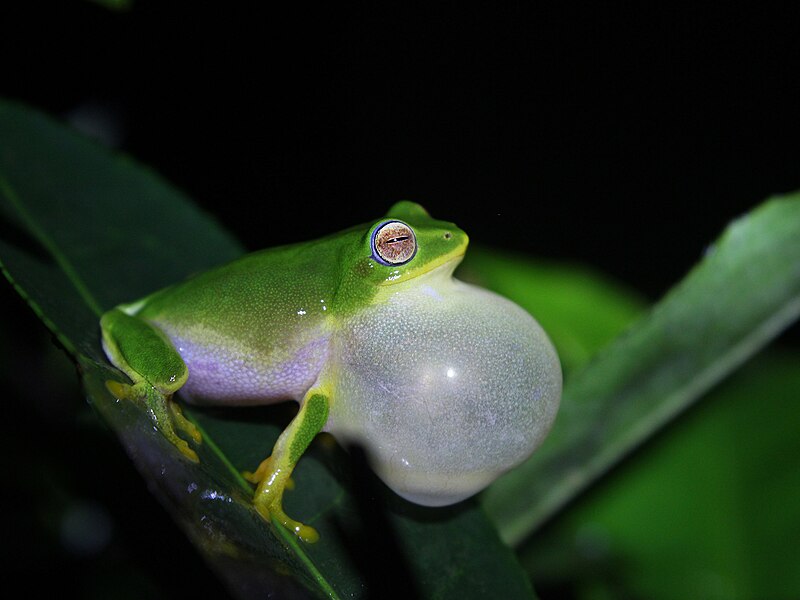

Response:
(100, 201), (561, 543)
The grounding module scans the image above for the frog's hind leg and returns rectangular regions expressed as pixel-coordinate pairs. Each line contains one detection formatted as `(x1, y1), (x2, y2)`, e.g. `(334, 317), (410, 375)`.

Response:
(245, 388), (330, 543)
(101, 309), (201, 462)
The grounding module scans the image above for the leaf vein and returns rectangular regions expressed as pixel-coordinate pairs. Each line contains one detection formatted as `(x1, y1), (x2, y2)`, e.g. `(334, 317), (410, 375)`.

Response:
(0, 172), (104, 316)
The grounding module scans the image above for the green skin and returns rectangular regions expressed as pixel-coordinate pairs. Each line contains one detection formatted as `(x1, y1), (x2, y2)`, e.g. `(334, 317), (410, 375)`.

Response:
(100, 201), (468, 543)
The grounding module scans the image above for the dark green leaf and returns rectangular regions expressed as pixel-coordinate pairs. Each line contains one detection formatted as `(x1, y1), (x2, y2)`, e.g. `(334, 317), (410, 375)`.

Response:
(482, 193), (800, 545)
(0, 98), (535, 599)
(520, 353), (800, 600)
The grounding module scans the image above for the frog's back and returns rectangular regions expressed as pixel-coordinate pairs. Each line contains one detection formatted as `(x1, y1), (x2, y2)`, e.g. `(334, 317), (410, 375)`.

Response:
(130, 240), (342, 405)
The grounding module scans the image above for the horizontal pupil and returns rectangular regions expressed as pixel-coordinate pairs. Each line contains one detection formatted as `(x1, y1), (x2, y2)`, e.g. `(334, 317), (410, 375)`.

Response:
(386, 236), (410, 244)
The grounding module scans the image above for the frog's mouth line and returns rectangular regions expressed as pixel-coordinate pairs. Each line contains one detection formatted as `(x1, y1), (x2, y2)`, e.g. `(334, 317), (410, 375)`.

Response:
(379, 241), (468, 286)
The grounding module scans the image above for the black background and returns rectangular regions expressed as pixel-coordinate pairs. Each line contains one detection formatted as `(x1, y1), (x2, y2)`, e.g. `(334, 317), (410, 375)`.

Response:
(2, 2), (800, 598)
(6, 2), (800, 300)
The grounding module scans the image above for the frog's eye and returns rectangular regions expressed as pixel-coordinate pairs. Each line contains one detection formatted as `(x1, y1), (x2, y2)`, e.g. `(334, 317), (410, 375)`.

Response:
(372, 220), (417, 265)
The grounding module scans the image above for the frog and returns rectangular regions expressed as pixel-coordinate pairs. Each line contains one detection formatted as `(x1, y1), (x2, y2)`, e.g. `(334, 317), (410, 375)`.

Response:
(100, 201), (562, 543)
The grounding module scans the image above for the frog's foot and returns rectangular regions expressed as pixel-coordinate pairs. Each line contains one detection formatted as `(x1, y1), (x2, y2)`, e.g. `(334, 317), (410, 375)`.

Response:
(250, 458), (318, 543)
(267, 506), (319, 544)
(168, 400), (202, 444)
(243, 457), (294, 489)
(106, 379), (200, 462)
(246, 389), (329, 543)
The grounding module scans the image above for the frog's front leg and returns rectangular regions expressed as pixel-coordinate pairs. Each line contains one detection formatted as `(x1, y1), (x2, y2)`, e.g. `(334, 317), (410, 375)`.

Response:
(100, 308), (201, 462)
(244, 388), (330, 543)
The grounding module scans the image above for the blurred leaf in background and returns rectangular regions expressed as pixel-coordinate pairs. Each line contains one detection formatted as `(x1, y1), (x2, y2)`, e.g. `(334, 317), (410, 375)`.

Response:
(481, 195), (800, 547)
(460, 250), (647, 374)
(521, 353), (800, 600)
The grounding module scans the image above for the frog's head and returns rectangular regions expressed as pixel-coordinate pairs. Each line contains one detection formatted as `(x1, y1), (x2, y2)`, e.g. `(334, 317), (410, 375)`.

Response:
(362, 201), (469, 287)
(334, 201), (469, 310)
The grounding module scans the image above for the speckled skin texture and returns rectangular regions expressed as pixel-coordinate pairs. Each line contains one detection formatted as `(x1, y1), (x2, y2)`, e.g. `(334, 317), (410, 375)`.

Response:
(327, 269), (562, 506)
(133, 243), (337, 405)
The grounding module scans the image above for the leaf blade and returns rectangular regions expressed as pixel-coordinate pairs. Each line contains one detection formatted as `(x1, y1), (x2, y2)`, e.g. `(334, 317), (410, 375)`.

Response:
(0, 98), (537, 599)
(0, 174), (103, 316)
(521, 353), (800, 599)
(481, 194), (800, 545)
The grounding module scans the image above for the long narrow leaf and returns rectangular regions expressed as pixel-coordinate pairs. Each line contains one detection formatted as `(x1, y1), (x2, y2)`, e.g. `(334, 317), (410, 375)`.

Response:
(482, 194), (800, 545)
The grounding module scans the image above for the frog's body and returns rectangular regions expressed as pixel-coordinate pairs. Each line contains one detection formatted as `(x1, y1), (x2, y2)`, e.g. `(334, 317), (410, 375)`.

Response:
(100, 201), (562, 543)
(131, 238), (339, 405)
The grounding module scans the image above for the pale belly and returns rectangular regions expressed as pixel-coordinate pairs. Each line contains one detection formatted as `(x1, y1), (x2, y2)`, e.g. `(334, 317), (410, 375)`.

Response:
(155, 323), (331, 406)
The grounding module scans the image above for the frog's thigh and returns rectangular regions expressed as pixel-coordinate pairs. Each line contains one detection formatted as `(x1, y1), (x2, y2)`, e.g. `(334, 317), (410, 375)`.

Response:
(100, 309), (200, 460)
(250, 387), (330, 543)
(101, 309), (188, 392)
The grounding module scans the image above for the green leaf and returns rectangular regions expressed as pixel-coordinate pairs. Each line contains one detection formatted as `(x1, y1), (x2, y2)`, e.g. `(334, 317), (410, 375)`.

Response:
(459, 249), (646, 373)
(0, 99), (535, 599)
(481, 193), (800, 545)
(520, 353), (800, 600)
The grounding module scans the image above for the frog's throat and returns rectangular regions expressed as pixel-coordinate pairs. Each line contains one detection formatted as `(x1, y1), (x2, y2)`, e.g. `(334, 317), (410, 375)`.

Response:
(378, 243), (467, 287)
(372, 254), (465, 306)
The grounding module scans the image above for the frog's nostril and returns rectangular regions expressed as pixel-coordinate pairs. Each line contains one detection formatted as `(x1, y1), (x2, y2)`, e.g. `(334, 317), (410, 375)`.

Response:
(444, 232), (452, 240)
